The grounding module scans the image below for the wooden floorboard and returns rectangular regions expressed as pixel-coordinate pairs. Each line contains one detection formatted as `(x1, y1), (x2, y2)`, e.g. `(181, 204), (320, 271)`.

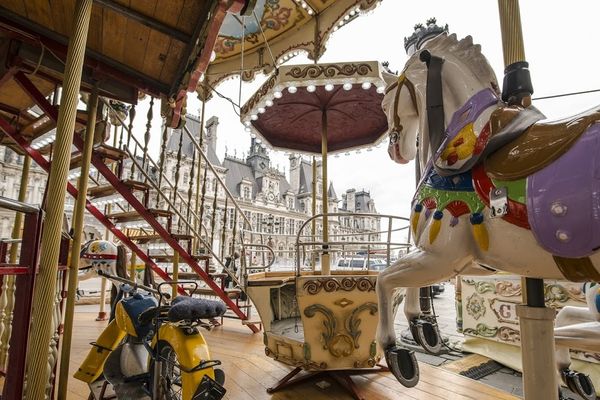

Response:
(66, 312), (520, 400)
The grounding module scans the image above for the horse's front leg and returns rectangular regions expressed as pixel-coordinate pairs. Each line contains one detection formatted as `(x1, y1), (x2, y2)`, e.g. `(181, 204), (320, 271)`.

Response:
(554, 306), (597, 400)
(376, 249), (469, 387)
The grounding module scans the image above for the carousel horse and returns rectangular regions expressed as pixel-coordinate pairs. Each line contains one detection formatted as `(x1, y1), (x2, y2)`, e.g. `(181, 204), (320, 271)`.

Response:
(79, 239), (134, 320)
(377, 27), (600, 398)
(555, 282), (600, 399)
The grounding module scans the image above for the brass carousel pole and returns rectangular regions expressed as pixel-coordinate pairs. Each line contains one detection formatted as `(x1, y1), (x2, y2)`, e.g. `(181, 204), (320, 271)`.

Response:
(24, 0), (93, 398)
(57, 85), (98, 400)
(497, 2), (557, 400)
(321, 110), (330, 275)
(311, 156), (317, 271)
(194, 94), (207, 253)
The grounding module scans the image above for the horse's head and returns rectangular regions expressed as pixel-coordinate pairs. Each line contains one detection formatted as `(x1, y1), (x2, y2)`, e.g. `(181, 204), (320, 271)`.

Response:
(385, 32), (500, 169)
(79, 239), (119, 277)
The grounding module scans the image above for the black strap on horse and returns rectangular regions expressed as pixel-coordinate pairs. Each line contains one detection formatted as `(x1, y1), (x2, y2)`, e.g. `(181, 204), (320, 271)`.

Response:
(420, 50), (446, 157)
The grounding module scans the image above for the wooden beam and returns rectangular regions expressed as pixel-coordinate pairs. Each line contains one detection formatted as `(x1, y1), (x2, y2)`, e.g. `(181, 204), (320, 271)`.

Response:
(93, 0), (190, 43)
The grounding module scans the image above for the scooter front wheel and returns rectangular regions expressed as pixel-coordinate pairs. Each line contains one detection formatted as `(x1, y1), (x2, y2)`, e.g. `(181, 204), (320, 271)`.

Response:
(152, 341), (184, 400)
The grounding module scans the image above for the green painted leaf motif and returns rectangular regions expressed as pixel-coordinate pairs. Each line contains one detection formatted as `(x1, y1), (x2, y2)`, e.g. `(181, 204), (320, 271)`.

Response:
(464, 323), (498, 338)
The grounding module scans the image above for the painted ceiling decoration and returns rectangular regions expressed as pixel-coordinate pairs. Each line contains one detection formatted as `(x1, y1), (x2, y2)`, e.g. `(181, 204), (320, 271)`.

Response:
(201, 0), (382, 95)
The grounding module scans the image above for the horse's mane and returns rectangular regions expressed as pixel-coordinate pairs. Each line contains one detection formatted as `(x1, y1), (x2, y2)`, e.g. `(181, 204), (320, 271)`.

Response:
(406, 33), (498, 88)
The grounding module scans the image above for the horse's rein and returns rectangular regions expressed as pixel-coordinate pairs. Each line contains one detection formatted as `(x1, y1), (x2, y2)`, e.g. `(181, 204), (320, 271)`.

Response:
(386, 73), (418, 145)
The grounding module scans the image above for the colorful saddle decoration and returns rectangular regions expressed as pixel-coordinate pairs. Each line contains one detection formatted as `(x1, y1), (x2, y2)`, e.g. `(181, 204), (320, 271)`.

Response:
(414, 88), (600, 260)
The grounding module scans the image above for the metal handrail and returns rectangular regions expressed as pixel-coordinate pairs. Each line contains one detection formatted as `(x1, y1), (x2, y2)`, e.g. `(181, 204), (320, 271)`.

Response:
(0, 196), (40, 214)
(295, 212), (410, 276)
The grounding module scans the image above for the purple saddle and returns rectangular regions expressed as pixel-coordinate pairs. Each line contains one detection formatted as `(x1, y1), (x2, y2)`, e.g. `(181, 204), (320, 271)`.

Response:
(527, 123), (600, 258)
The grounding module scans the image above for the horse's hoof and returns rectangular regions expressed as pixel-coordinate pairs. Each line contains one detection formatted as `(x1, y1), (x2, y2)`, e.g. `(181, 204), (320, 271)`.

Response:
(411, 317), (443, 354)
(384, 346), (420, 388)
(561, 369), (596, 400)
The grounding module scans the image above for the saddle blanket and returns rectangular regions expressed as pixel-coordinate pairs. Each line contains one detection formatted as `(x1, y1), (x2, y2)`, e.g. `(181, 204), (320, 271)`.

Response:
(527, 123), (600, 258)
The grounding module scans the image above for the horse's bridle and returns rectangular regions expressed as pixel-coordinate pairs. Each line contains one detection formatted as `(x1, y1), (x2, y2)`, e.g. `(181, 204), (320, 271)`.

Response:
(387, 50), (446, 159)
(386, 73), (418, 145)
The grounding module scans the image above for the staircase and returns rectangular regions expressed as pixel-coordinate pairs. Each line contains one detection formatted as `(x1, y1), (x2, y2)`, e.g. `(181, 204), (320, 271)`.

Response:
(3, 72), (260, 332)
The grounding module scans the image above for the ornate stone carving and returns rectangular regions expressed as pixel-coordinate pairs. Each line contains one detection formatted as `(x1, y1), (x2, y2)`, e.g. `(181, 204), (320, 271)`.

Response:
(302, 277), (375, 295)
(285, 63), (373, 79)
(304, 301), (378, 358)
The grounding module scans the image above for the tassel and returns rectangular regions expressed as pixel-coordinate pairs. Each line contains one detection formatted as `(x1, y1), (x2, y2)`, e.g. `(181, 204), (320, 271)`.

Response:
(411, 204), (423, 236)
(470, 213), (489, 251)
(429, 210), (444, 244)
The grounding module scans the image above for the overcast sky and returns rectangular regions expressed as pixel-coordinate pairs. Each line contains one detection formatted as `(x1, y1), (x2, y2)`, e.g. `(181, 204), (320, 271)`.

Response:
(137, 1), (600, 221)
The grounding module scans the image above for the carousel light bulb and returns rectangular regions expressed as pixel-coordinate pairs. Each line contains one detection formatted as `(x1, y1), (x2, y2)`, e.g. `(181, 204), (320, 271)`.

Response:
(287, 86), (297, 94)
(324, 83), (334, 91)
(273, 91), (283, 98)
(307, 9), (314, 15)
(333, 26), (339, 32)
(301, 2), (307, 8)
(244, 120), (251, 126)
(343, 82), (353, 91)
(258, 107), (266, 114)
(250, 114), (258, 121)
(344, 15), (350, 20)
(338, 20), (344, 26)
(210, 51), (217, 62)
(350, 10), (356, 16)
(376, 85), (386, 94)
(245, 127), (251, 132)
(199, 73), (205, 83)
(361, 81), (372, 90)
(255, 138), (262, 143)
(306, 85), (316, 93)
(250, 133), (256, 138)
(265, 99), (274, 107)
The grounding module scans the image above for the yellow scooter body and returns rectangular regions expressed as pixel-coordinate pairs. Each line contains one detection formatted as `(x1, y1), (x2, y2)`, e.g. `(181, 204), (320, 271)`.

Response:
(73, 319), (127, 383)
(153, 323), (215, 400)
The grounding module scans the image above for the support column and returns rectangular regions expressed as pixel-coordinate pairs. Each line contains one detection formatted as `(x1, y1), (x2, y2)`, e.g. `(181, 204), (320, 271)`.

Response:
(320, 111), (329, 275)
(311, 156), (317, 271)
(0, 155), (31, 368)
(57, 86), (98, 400)
(24, 0), (93, 398)
(129, 251), (137, 281)
(498, 3), (556, 399)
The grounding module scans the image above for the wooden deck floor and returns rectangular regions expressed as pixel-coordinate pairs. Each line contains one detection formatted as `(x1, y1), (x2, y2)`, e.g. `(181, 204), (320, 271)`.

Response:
(66, 312), (520, 400)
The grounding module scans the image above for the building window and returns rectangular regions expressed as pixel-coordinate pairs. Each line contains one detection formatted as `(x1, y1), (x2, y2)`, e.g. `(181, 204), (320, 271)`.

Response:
(243, 186), (250, 199)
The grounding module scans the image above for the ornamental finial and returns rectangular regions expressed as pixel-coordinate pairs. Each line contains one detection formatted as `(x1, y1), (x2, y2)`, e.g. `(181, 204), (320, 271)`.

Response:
(404, 18), (448, 55)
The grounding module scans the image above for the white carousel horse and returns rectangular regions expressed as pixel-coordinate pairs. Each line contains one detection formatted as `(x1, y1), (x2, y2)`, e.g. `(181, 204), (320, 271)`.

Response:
(79, 239), (130, 319)
(555, 282), (600, 398)
(377, 30), (600, 398)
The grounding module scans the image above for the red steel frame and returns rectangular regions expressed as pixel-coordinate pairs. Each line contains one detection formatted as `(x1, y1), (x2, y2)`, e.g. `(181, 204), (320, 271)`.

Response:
(2, 72), (258, 332)
(0, 202), (43, 400)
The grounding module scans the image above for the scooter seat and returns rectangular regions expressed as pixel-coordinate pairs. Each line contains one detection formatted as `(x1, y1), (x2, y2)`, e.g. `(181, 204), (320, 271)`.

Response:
(167, 296), (226, 322)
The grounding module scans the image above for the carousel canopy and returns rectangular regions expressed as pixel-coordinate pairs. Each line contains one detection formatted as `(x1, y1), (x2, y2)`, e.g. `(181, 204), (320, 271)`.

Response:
(240, 60), (394, 154)
(0, 0), (248, 128)
(202, 0), (383, 94)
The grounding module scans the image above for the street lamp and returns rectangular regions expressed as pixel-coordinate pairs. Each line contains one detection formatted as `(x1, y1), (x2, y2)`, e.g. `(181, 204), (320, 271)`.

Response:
(261, 214), (280, 263)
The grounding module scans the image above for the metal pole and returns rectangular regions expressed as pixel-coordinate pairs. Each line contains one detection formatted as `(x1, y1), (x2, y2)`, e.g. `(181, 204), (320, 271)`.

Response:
(321, 110), (330, 275)
(311, 156), (317, 271)
(194, 95), (207, 253)
(172, 251), (179, 298)
(497, 2), (556, 399)
(25, 0), (93, 398)
(129, 251), (137, 281)
(57, 85), (98, 400)
(497, 0), (533, 105)
(0, 155), (31, 368)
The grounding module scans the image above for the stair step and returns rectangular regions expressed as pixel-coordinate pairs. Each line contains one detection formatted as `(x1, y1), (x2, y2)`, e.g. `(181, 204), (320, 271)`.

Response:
(88, 179), (149, 199)
(128, 233), (192, 243)
(71, 144), (127, 169)
(108, 208), (172, 223)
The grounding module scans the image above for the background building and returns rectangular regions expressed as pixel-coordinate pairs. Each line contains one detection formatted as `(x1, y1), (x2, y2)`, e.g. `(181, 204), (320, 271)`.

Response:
(0, 115), (381, 266)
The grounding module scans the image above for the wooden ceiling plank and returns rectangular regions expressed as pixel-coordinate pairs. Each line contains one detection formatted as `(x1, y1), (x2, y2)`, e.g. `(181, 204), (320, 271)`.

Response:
(140, 30), (171, 81)
(119, 0), (155, 76)
(87, 4), (104, 53)
(100, 7), (128, 64)
(158, 40), (185, 85)
(3, 0), (26, 16)
(148, 0), (185, 82)
(23, 0), (54, 32)
(49, 0), (70, 38)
